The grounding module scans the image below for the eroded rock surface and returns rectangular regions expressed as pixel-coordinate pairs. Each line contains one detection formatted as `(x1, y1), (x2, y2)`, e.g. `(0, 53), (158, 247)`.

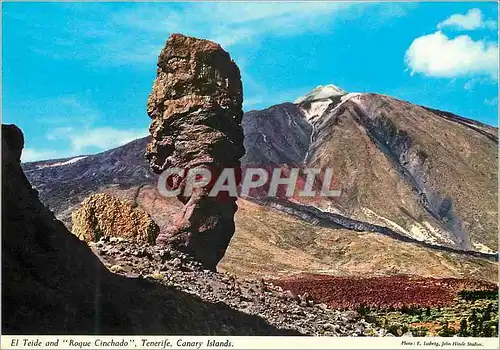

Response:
(71, 193), (159, 243)
(145, 33), (245, 270)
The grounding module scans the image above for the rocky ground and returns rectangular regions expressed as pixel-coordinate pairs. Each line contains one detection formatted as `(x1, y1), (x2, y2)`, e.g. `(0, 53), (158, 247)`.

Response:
(89, 236), (385, 337)
(88, 235), (499, 338)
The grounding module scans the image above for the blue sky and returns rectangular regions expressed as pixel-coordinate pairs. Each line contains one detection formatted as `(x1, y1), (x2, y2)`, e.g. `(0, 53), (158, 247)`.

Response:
(2, 2), (498, 162)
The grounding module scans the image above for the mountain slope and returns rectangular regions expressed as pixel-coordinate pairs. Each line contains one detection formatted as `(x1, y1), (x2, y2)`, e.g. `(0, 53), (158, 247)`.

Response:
(60, 183), (496, 281)
(22, 86), (498, 282)
(221, 199), (497, 282)
(241, 103), (312, 166)
(295, 91), (497, 252)
(23, 137), (154, 227)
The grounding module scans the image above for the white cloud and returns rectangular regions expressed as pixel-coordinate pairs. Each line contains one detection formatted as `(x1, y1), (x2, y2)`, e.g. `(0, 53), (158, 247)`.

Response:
(107, 2), (355, 51)
(71, 127), (147, 151)
(22, 127), (148, 162)
(49, 126), (147, 152)
(405, 31), (498, 78)
(14, 93), (149, 162)
(115, 2), (412, 49)
(484, 97), (498, 106)
(243, 96), (265, 110)
(38, 3), (356, 65)
(20, 95), (101, 125)
(437, 8), (497, 31)
(21, 148), (65, 162)
(16, 2), (410, 66)
(202, 2), (345, 25)
(462, 76), (496, 91)
(464, 79), (477, 91)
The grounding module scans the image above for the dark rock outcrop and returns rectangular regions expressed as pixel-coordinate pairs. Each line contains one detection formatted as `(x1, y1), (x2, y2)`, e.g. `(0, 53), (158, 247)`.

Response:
(241, 103), (312, 166)
(145, 34), (245, 270)
(1, 123), (297, 335)
(3, 124), (111, 333)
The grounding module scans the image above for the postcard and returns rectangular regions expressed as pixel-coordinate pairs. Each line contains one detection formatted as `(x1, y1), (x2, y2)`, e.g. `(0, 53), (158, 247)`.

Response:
(1, 1), (498, 349)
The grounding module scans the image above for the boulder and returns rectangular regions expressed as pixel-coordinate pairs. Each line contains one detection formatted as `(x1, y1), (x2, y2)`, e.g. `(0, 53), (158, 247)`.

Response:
(71, 193), (159, 244)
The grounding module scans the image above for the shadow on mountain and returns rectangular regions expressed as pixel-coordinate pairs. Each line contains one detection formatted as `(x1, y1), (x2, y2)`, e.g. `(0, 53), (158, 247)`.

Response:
(2, 124), (298, 335)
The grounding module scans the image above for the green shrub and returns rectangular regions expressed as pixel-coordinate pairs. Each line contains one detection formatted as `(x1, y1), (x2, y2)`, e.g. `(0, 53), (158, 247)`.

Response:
(481, 321), (496, 337)
(410, 327), (428, 337)
(387, 323), (401, 336)
(459, 290), (498, 301)
(357, 304), (371, 316)
(438, 321), (457, 337)
(459, 318), (469, 337)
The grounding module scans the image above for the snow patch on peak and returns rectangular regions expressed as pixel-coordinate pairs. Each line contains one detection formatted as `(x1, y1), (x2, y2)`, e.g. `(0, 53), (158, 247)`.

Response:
(300, 100), (332, 123)
(37, 156), (87, 169)
(295, 84), (347, 104)
(341, 92), (363, 103)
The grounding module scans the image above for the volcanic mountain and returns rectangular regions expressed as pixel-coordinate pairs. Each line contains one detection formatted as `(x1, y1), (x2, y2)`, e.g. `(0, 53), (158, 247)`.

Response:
(23, 85), (498, 282)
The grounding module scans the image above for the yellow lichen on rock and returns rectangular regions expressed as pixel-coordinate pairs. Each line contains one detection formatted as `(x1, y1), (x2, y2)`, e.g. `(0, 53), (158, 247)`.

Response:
(71, 193), (159, 244)
(110, 265), (124, 273)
